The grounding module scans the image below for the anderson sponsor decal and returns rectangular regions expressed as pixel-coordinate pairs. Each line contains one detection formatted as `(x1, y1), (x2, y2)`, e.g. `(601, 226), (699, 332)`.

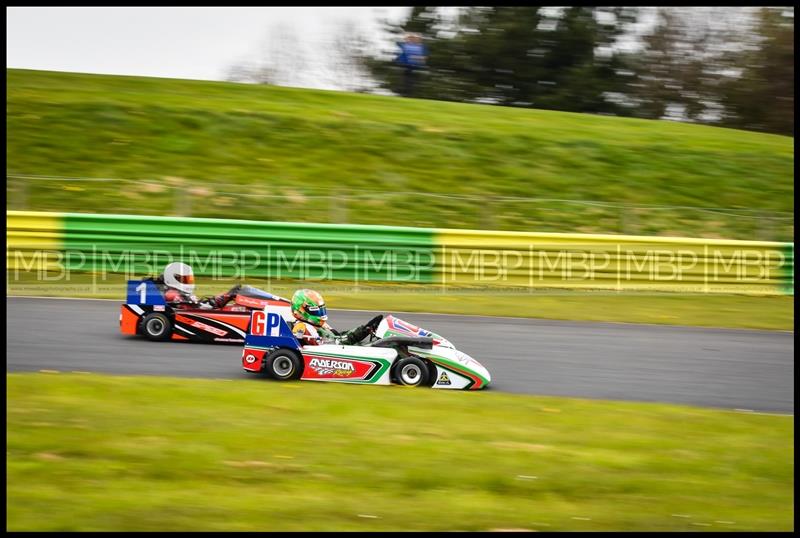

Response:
(302, 355), (382, 380)
(309, 357), (356, 377)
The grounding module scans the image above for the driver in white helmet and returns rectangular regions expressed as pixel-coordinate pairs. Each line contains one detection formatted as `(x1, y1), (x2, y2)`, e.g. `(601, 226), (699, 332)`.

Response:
(153, 262), (241, 310)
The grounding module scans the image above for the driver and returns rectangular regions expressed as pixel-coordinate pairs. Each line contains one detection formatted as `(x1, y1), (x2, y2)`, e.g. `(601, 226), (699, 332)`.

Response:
(153, 262), (241, 310)
(290, 288), (383, 346)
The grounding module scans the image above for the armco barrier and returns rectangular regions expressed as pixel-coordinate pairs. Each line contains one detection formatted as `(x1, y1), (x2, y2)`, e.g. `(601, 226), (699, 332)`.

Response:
(6, 211), (794, 295)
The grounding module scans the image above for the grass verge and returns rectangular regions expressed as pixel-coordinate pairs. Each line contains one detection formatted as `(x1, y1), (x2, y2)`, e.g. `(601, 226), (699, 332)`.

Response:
(7, 69), (793, 240)
(7, 372), (794, 531)
(6, 271), (794, 330)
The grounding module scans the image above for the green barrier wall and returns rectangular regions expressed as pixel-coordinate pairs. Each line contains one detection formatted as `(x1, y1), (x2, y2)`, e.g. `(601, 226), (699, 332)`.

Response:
(62, 213), (437, 283)
(6, 211), (794, 294)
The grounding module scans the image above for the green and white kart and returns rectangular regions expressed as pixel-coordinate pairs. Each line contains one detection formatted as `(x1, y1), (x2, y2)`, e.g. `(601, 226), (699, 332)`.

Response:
(241, 308), (491, 390)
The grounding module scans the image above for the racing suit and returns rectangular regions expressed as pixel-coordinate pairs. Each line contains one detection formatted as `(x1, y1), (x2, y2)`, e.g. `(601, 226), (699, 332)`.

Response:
(291, 315), (383, 346)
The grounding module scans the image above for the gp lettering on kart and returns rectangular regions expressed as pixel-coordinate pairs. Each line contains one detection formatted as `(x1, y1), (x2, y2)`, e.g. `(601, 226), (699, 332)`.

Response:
(251, 311), (283, 337)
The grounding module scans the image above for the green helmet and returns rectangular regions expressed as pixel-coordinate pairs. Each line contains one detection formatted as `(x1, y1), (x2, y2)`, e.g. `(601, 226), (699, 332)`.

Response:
(291, 289), (328, 327)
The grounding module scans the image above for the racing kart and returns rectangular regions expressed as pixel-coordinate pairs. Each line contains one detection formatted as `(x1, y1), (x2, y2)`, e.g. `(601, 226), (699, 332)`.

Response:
(119, 279), (291, 344)
(241, 306), (491, 390)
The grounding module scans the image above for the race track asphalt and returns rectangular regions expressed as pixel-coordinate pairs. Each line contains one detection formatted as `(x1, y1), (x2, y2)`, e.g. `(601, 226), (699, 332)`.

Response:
(6, 297), (794, 412)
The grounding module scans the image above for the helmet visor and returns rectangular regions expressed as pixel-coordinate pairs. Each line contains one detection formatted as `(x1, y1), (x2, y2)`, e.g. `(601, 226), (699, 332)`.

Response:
(175, 274), (195, 285)
(306, 304), (327, 319)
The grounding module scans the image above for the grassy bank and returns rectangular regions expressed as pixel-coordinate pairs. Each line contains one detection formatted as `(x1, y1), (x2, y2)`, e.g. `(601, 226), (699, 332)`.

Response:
(6, 271), (794, 330)
(6, 69), (793, 240)
(7, 372), (793, 531)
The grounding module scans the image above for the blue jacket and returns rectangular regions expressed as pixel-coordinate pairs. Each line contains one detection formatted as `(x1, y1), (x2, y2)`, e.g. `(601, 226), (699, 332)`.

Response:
(396, 42), (427, 69)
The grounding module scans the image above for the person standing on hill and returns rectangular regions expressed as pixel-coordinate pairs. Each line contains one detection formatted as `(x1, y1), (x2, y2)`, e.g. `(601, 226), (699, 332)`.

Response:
(395, 33), (428, 97)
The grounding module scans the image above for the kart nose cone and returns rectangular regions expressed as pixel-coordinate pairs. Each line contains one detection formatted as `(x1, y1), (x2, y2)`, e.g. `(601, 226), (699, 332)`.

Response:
(454, 350), (491, 389)
(474, 360), (492, 387)
(482, 365), (492, 385)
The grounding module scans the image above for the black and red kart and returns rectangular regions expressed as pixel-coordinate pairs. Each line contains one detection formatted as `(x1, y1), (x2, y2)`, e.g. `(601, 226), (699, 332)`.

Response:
(119, 280), (291, 344)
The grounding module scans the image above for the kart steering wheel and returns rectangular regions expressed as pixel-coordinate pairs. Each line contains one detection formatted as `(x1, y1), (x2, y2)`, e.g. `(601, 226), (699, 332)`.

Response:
(364, 315), (384, 342)
(366, 314), (383, 332)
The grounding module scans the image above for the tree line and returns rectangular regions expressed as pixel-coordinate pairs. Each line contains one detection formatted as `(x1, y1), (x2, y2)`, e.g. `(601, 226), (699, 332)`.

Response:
(226, 7), (793, 137)
(362, 6), (793, 136)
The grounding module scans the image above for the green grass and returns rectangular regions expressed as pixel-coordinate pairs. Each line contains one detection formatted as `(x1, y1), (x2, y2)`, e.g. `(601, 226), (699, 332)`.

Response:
(6, 372), (793, 531)
(6, 69), (794, 241)
(6, 271), (794, 330)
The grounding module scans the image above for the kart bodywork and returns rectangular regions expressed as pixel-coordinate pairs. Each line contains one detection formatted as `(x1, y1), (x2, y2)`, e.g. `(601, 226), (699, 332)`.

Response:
(241, 306), (491, 390)
(120, 280), (290, 344)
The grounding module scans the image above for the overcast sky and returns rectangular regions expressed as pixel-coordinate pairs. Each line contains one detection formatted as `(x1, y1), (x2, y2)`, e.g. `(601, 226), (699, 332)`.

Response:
(7, 7), (411, 85)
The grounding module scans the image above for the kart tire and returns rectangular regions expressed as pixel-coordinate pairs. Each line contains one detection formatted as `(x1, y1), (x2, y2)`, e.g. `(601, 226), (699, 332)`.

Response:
(264, 349), (303, 381)
(425, 360), (439, 387)
(141, 312), (173, 341)
(392, 356), (430, 387)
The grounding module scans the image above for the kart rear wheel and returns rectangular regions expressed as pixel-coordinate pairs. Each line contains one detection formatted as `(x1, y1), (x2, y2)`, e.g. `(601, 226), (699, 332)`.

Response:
(392, 356), (430, 387)
(141, 312), (172, 341)
(264, 349), (303, 381)
(425, 360), (439, 387)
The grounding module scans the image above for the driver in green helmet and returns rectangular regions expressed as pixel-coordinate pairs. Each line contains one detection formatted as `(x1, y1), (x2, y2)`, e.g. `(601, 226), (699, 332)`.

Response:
(290, 288), (382, 346)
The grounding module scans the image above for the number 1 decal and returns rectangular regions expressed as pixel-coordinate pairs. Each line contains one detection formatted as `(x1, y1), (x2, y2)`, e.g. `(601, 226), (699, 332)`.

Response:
(136, 282), (147, 303)
(127, 280), (166, 306)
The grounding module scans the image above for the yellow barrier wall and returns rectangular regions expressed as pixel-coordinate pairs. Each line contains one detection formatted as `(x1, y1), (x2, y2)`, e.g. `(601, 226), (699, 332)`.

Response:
(436, 229), (794, 295)
(6, 211), (64, 272)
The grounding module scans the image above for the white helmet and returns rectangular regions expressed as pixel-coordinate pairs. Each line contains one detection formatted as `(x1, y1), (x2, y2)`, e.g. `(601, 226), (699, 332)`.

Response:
(163, 262), (195, 294)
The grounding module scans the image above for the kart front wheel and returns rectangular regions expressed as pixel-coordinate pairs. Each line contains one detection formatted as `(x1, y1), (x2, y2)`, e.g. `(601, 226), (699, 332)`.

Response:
(392, 356), (430, 387)
(141, 312), (172, 341)
(264, 349), (303, 381)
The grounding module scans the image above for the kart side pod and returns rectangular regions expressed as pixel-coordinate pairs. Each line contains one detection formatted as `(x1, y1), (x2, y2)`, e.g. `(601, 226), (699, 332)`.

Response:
(241, 309), (300, 372)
